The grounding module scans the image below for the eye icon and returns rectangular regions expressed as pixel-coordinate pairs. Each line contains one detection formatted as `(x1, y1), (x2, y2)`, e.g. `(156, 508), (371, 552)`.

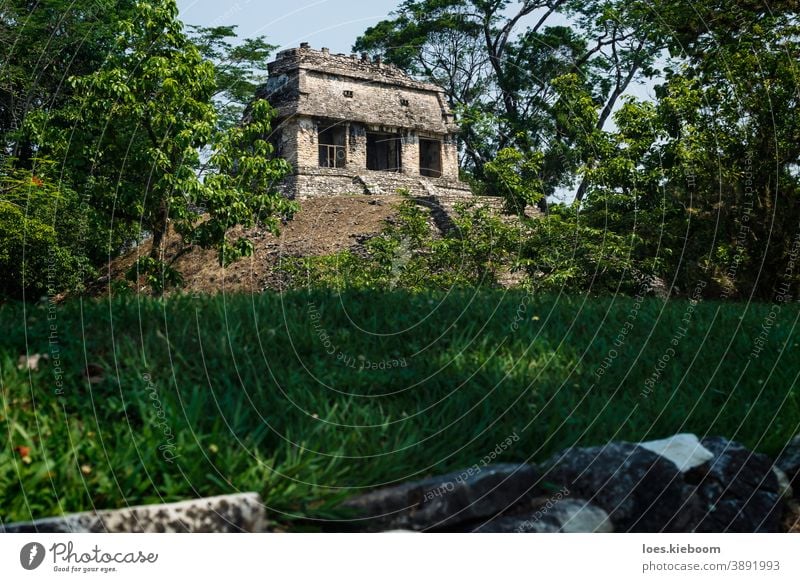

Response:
(20, 542), (46, 570)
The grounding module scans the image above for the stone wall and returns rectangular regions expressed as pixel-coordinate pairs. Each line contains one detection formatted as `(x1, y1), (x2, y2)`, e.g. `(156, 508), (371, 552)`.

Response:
(274, 118), (460, 182)
(272, 117), (316, 169)
(347, 123), (368, 170)
(263, 46), (457, 135)
(293, 70), (454, 134)
(267, 46), (451, 108)
(1, 493), (267, 533)
(400, 132), (420, 177)
(280, 167), (473, 200)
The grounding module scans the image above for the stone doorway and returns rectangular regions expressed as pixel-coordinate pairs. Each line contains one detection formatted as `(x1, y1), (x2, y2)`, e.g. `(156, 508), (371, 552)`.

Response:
(366, 132), (402, 172)
(419, 138), (442, 178)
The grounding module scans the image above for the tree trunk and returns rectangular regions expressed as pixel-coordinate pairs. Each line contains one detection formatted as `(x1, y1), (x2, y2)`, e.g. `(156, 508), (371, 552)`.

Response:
(574, 179), (589, 205)
(149, 202), (170, 264)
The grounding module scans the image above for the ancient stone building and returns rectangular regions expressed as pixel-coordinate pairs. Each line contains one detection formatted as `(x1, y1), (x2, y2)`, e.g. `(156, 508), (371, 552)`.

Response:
(259, 44), (473, 200)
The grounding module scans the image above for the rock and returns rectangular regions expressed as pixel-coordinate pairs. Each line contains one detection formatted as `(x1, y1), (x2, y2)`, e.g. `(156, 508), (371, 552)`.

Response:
(783, 500), (800, 533)
(638, 433), (715, 472)
(774, 467), (794, 499)
(17, 353), (48, 371)
(470, 498), (613, 533)
(0, 493), (267, 533)
(539, 435), (786, 533)
(341, 463), (540, 531)
(776, 434), (800, 494)
(539, 441), (694, 532)
(687, 437), (783, 532)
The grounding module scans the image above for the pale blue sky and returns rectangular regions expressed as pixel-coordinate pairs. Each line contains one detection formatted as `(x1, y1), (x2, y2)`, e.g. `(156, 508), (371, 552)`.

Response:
(176, 0), (401, 54)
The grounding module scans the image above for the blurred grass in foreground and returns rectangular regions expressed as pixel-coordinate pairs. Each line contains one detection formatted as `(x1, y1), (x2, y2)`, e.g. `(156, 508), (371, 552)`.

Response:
(1, 290), (798, 528)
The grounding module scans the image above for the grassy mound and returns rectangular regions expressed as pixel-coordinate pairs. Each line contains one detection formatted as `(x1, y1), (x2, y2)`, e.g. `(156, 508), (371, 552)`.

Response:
(1, 291), (798, 528)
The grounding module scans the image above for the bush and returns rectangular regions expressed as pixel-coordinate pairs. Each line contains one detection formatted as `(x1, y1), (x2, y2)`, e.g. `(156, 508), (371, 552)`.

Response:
(281, 196), (522, 291)
(0, 162), (91, 299)
(518, 205), (642, 294)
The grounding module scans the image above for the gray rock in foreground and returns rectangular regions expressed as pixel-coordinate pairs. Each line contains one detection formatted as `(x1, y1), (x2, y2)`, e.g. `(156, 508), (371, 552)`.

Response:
(689, 437), (783, 532)
(776, 433), (800, 494)
(468, 498), (613, 533)
(539, 442), (695, 532)
(1, 493), (267, 533)
(341, 463), (540, 531)
(538, 435), (786, 533)
(1, 434), (786, 533)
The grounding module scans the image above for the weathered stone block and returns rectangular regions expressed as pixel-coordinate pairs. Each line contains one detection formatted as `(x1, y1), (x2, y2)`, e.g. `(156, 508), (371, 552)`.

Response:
(341, 463), (540, 531)
(688, 436), (783, 532)
(469, 498), (613, 533)
(540, 442), (695, 532)
(1, 493), (267, 533)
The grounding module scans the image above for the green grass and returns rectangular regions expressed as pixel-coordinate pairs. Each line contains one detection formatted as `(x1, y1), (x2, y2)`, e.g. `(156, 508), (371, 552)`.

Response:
(1, 290), (799, 528)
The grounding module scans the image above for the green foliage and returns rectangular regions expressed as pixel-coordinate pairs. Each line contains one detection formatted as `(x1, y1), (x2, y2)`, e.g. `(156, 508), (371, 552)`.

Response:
(187, 25), (278, 130)
(3, 0), (798, 304)
(518, 206), (640, 293)
(1, 292), (798, 526)
(283, 197), (520, 291)
(196, 99), (296, 266)
(0, 160), (93, 299)
(355, 2), (800, 301)
(484, 147), (544, 214)
(0, 0), (138, 157)
(48, 0), (213, 265)
(0, 1), (145, 299)
(355, 0), (664, 193)
(125, 257), (184, 295)
(26, 0), (294, 294)
(429, 202), (521, 285)
(282, 251), (377, 292)
(572, 3), (800, 299)
(283, 193), (653, 295)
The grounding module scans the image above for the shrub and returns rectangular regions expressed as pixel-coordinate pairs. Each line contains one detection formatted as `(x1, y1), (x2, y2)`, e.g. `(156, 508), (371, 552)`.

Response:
(0, 162), (91, 299)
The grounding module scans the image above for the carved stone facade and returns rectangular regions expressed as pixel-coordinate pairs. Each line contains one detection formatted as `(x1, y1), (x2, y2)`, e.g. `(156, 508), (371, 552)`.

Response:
(259, 44), (472, 199)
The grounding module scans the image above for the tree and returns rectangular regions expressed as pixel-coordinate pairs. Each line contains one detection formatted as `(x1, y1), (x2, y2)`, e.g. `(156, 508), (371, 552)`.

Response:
(518, 207), (639, 293)
(575, 0), (800, 298)
(662, 5), (800, 298)
(484, 146), (544, 214)
(0, 0), (138, 159)
(0, 0), (140, 299)
(355, 0), (665, 206)
(31, 0), (295, 293)
(187, 25), (278, 131)
(0, 159), (90, 299)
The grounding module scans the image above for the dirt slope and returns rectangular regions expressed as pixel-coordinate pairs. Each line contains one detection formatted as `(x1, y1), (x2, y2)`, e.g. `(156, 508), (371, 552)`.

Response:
(106, 195), (402, 295)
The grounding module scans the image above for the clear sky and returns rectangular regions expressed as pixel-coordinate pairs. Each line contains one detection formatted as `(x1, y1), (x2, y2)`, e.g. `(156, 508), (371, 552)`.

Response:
(176, 0), (402, 54)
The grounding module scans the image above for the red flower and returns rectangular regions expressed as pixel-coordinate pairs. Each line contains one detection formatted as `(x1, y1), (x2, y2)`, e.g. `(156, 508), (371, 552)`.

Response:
(30, 176), (44, 187)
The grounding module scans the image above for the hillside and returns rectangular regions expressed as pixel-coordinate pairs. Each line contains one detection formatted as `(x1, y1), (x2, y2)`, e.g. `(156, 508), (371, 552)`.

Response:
(106, 195), (404, 295)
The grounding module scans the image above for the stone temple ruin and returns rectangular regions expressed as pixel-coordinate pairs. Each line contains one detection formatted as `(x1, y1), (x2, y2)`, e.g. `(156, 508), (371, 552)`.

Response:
(258, 44), (475, 201)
